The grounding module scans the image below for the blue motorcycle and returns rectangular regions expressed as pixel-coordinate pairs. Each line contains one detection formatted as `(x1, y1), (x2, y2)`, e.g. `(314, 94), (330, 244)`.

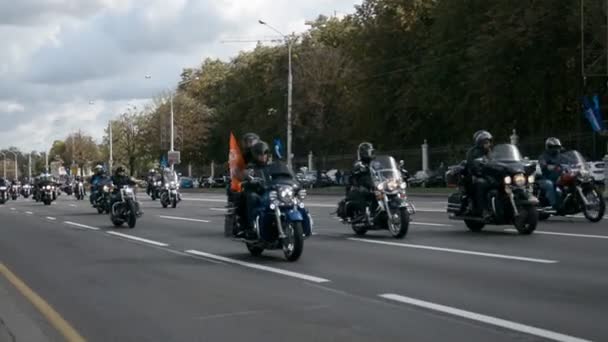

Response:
(226, 163), (313, 262)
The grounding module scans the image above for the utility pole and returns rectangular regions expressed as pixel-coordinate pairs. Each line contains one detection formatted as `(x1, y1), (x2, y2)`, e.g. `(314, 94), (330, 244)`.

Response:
(109, 121), (114, 172)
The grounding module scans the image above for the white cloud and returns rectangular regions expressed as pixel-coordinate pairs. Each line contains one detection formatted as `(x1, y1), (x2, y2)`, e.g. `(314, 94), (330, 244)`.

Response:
(0, 0), (362, 152)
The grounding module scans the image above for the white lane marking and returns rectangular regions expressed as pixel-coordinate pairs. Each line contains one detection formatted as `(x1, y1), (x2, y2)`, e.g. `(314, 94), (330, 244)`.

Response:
(46, 217), (56, 221)
(209, 208), (227, 212)
(505, 229), (608, 240)
(64, 221), (100, 231)
(107, 231), (169, 247)
(411, 221), (452, 227)
(159, 215), (211, 223)
(10, 208), (15, 211)
(69, 204), (77, 207)
(380, 294), (591, 342)
(348, 238), (558, 264)
(24, 211), (33, 215)
(185, 250), (330, 283)
(182, 197), (224, 203)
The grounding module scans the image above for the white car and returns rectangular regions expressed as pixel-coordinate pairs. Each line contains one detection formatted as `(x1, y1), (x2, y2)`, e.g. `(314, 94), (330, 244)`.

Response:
(587, 161), (605, 183)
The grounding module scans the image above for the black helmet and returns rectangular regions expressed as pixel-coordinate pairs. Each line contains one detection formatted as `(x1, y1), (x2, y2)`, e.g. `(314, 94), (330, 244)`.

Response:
(474, 130), (493, 146)
(251, 141), (270, 163)
(357, 142), (375, 162)
(545, 137), (562, 150)
(241, 133), (260, 151)
(115, 166), (126, 175)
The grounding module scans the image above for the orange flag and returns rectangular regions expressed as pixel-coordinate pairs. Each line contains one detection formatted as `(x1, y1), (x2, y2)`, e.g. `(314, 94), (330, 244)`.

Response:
(229, 132), (246, 192)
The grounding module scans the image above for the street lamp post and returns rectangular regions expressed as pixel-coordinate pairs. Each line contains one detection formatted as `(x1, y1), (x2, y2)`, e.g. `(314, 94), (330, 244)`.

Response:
(145, 75), (198, 171)
(259, 19), (293, 171)
(28, 153), (32, 180)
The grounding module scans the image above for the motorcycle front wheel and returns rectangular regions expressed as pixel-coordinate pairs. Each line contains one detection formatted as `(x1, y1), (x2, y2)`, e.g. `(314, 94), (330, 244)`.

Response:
(389, 208), (410, 239)
(283, 221), (304, 262)
(582, 189), (605, 223)
(127, 201), (137, 228)
(514, 206), (538, 235)
(246, 244), (264, 256)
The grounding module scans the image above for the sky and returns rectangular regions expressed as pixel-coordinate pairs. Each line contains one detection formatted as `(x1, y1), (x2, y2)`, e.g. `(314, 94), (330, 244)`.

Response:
(0, 0), (362, 152)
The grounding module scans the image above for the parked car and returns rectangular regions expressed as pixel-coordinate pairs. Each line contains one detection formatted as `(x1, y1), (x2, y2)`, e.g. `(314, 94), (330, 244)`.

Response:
(588, 161), (605, 184)
(180, 177), (194, 189)
(296, 172), (316, 188)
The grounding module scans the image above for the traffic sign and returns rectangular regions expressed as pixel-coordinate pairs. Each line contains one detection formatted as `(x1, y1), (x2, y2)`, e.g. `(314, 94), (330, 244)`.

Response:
(168, 151), (181, 165)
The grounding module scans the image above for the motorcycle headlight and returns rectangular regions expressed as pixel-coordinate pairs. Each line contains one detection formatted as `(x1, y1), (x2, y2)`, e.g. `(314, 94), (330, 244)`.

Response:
(386, 180), (399, 191)
(0, 187), (6, 191)
(156, 181), (162, 186)
(580, 169), (590, 178)
(376, 182), (385, 191)
(103, 185), (109, 192)
(504, 176), (512, 185)
(527, 175), (535, 184)
(298, 189), (307, 200)
(399, 181), (407, 190)
(513, 174), (526, 187)
(278, 186), (295, 204)
(46, 185), (52, 190)
(124, 187), (134, 194)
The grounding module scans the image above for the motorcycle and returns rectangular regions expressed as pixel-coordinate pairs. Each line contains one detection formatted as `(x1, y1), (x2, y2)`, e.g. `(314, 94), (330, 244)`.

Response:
(224, 162), (313, 262)
(74, 181), (86, 200)
(9, 184), (19, 200)
(63, 182), (74, 196)
(150, 180), (162, 200)
(338, 155), (414, 238)
(160, 181), (179, 208)
(20, 184), (32, 199)
(110, 185), (142, 228)
(446, 144), (539, 234)
(0, 185), (8, 204)
(40, 184), (56, 205)
(92, 180), (113, 214)
(534, 150), (605, 222)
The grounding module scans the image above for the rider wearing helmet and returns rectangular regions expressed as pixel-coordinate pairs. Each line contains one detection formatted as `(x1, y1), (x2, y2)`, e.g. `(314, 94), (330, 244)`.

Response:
(89, 165), (107, 205)
(338, 142), (377, 220)
(538, 137), (563, 210)
(465, 130), (494, 217)
(239, 140), (271, 238)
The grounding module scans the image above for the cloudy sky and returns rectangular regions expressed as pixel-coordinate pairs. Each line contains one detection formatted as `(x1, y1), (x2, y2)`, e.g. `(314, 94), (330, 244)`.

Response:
(0, 0), (361, 152)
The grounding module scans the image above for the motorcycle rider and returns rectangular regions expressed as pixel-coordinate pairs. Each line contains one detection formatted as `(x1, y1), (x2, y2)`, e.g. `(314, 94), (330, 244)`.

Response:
(538, 137), (563, 210)
(229, 133), (261, 232)
(239, 140), (271, 238)
(89, 165), (107, 205)
(110, 166), (141, 215)
(147, 169), (158, 195)
(465, 130), (494, 218)
(35, 172), (54, 201)
(338, 142), (377, 220)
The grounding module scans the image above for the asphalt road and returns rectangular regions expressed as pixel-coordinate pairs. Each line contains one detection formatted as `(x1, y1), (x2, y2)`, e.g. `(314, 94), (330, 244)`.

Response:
(0, 192), (606, 342)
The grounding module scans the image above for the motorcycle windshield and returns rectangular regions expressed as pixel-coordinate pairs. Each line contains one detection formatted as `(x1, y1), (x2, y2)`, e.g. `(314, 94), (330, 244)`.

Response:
(370, 155), (403, 182)
(264, 162), (294, 182)
(163, 171), (178, 183)
(490, 144), (523, 162)
(560, 151), (589, 172)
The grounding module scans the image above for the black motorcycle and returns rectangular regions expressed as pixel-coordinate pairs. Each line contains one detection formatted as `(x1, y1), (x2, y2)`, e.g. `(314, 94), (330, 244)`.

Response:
(150, 179), (162, 201)
(446, 144), (539, 234)
(110, 185), (142, 228)
(92, 180), (112, 214)
(39, 184), (56, 205)
(534, 150), (605, 222)
(160, 180), (179, 208)
(20, 184), (32, 199)
(9, 184), (19, 200)
(74, 181), (86, 200)
(338, 155), (415, 238)
(0, 184), (8, 204)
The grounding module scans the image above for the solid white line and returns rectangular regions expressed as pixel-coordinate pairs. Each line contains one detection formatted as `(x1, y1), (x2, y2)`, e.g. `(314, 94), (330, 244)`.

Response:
(411, 221), (452, 227)
(46, 217), (56, 221)
(209, 208), (227, 212)
(10, 208), (15, 211)
(64, 221), (100, 231)
(348, 238), (558, 264)
(380, 294), (591, 342)
(159, 215), (211, 223)
(106, 231), (169, 247)
(181, 197), (224, 203)
(505, 229), (608, 240)
(24, 211), (33, 215)
(185, 250), (330, 283)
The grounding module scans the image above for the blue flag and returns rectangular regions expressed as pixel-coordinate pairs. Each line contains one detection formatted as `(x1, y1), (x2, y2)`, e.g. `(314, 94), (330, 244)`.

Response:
(583, 96), (603, 132)
(592, 94), (604, 130)
(274, 138), (283, 159)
